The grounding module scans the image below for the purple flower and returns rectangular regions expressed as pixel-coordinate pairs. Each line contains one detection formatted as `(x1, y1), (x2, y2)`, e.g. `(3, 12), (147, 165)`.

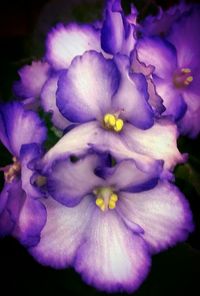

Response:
(137, 6), (200, 138)
(40, 50), (184, 173)
(0, 102), (47, 246)
(30, 154), (193, 293)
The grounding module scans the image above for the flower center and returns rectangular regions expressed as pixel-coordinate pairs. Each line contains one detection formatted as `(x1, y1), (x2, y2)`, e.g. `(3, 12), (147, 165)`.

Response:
(173, 68), (193, 88)
(103, 113), (124, 132)
(1, 157), (21, 183)
(93, 187), (118, 211)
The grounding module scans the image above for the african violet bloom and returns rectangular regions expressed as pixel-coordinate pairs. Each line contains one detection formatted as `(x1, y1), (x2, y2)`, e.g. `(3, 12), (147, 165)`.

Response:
(0, 102), (47, 246)
(41, 50), (184, 173)
(137, 6), (200, 138)
(30, 154), (193, 293)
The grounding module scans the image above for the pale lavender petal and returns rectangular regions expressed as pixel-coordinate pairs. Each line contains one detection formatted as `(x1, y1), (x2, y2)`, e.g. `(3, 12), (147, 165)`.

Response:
(57, 51), (120, 123)
(121, 120), (185, 171)
(46, 155), (103, 206)
(41, 122), (162, 175)
(30, 195), (94, 268)
(112, 55), (154, 129)
(13, 61), (50, 99)
(13, 197), (47, 247)
(46, 23), (102, 70)
(41, 75), (70, 130)
(136, 37), (177, 79)
(118, 181), (194, 253)
(0, 102), (46, 157)
(75, 207), (151, 293)
(99, 159), (161, 192)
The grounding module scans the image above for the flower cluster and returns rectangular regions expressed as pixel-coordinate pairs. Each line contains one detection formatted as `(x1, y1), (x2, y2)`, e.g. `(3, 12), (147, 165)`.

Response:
(0, 0), (199, 293)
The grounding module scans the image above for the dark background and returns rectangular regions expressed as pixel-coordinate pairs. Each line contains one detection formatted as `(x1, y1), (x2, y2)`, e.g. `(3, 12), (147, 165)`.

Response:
(0, 1), (200, 295)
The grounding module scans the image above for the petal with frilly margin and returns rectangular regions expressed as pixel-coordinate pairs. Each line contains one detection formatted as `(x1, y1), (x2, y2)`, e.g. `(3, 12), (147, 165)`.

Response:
(30, 195), (94, 268)
(0, 102), (46, 157)
(75, 207), (151, 293)
(118, 181), (194, 253)
(56, 51), (120, 123)
(46, 23), (102, 70)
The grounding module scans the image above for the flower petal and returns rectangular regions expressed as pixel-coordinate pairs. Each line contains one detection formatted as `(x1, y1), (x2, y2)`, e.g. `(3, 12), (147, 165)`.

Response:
(99, 159), (161, 192)
(118, 181), (194, 253)
(154, 77), (187, 121)
(46, 155), (103, 207)
(136, 37), (177, 79)
(30, 195), (94, 268)
(75, 207), (151, 293)
(0, 102), (46, 157)
(112, 55), (154, 129)
(46, 23), (102, 70)
(41, 122), (162, 175)
(122, 120), (184, 170)
(56, 51), (120, 122)
(41, 74), (70, 130)
(13, 197), (47, 247)
(101, 0), (124, 54)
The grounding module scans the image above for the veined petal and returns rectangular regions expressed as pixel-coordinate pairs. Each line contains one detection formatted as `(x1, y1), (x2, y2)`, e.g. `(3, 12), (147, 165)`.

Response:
(0, 102), (46, 157)
(13, 197), (47, 248)
(57, 51), (120, 123)
(99, 159), (161, 192)
(121, 120), (184, 171)
(75, 207), (151, 293)
(136, 37), (177, 79)
(46, 155), (103, 207)
(112, 55), (154, 129)
(30, 195), (94, 268)
(13, 61), (50, 99)
(46, 23), (102, 70)
(118, 181), (194, 253)
(41, 75), (70, 130)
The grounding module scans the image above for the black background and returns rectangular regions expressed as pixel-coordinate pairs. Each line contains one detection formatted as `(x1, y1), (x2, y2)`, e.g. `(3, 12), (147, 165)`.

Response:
(0, 1), (200, 295)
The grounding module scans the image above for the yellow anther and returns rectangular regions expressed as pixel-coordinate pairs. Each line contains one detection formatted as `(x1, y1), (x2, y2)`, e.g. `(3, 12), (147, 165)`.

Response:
(186, 76), (193, 82)
(108, 114), (116, 127)
(108, 199), (116, 210)
(114, 118), (124, 132)
(181, 68), (191, 73)
(110, 193), (118, 202)
(96, 197), (104, 207)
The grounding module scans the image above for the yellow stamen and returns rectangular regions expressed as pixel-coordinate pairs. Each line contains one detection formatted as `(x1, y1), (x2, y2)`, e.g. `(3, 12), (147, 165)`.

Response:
(114, 119), (124, 132)
(96, 197), (104, 207)
(108, 199), (116, 209)
(110, 193), (118, 202)
(181, 68), (191, 74)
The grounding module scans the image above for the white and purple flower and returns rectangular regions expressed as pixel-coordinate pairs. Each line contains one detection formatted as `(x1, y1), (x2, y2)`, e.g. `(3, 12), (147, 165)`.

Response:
(30, 154), (193, 293)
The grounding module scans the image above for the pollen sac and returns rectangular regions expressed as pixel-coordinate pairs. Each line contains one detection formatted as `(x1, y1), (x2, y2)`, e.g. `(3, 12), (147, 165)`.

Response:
(103, 113), (124, 133)
(2, 157), (21, 183)
(173, 68), (193, 88)
(94, 187), (119, 212)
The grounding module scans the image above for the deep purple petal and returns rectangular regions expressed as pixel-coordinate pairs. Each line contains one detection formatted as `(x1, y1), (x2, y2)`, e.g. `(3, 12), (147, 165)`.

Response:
(13, 61), (50, 99)
(0, 102), (46, 157)
(41, 74), (70, 130)
(112, 55), (154, 129)
(118, 181), (194, 253)
(57, 51), (120, 123)
(75, 207), (151, 293)
(136, 37), (177, 79)
(46, 23), (102, 70)
(98, 159), (162, 192)
(13, 197), (47, 247)
(30, 195), (94, 268)
(121, 120), (185, 171)
(46, 155), (103, 207)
